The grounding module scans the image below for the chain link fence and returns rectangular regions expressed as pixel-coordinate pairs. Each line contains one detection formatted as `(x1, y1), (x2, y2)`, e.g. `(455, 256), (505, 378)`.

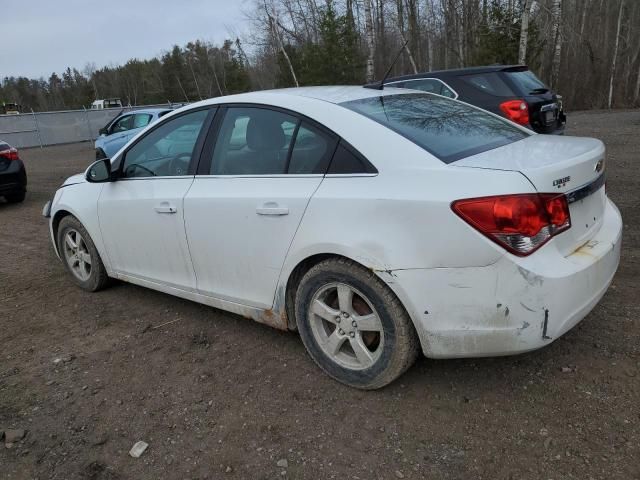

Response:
(0, 104), (183, 149)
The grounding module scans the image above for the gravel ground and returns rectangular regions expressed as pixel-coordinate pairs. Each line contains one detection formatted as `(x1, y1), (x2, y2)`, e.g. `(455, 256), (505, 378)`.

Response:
(1, 110), (638, 479)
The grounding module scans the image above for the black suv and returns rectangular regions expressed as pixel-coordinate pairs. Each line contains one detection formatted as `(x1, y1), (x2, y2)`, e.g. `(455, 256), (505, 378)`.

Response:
(0, 140), (27, 203)
(384, 65), (566, 134)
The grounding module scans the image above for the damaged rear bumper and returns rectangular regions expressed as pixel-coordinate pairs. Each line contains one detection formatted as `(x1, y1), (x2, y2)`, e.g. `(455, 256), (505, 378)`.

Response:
(383, 198), (622, 358)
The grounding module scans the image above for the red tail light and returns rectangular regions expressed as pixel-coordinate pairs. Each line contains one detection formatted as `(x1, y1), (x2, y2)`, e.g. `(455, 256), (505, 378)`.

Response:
(0, 147), (19, 161)
(499, 100), (529, 126)
(452, 193), (571, 256)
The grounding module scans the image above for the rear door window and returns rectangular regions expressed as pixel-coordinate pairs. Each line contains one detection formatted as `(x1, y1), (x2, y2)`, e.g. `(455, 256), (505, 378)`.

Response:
(210, 107), (297, 175)
(288, 123), (337, 174)
(341, 93), (529, 163)
(402, 79), (457, 98)
(461, 73), (514, 96)
(389, 79), (457, 98)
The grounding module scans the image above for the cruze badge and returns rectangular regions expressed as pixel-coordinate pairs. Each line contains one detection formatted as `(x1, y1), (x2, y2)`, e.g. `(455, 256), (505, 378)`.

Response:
(553, 176), (571, 188)
(595, 159), (604, 173)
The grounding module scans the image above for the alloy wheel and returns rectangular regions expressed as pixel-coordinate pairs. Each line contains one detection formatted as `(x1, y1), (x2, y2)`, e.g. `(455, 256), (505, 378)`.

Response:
(62, 229), (92, 282)
(308, 282), (384, 370)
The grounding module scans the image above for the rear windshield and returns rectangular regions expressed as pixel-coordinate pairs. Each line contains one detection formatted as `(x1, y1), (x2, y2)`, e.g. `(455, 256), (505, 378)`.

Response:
(340, 93), (529, 163)
(461, 73), (514, 96)
(505, 70), (549, 94)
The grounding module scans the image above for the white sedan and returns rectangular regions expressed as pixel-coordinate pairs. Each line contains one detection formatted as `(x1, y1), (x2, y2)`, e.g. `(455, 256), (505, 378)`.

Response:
(43, 87), (622, 389)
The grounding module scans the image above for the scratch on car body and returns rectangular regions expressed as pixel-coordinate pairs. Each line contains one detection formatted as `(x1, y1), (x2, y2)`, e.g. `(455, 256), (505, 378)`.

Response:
(519, 301), (536, 312)
(517, 266), (544, 286)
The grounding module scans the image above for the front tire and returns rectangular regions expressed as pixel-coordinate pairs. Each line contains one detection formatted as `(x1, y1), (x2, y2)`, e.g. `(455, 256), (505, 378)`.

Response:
(295, 258), (420, 389)
(57, 216), (110, 292)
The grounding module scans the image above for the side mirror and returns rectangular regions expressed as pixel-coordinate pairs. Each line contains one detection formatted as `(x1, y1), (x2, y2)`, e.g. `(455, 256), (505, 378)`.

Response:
(98, 126), (109, 136)
(86, 158), (112, 183)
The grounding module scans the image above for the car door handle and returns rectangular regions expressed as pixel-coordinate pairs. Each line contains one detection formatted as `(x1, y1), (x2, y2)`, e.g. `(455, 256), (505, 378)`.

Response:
(154, 202), (177, 214)
(256, 202), (289, 216)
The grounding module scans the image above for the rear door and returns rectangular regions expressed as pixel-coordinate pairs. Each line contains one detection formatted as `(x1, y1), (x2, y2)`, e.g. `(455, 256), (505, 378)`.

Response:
(184, 106), (337, 308)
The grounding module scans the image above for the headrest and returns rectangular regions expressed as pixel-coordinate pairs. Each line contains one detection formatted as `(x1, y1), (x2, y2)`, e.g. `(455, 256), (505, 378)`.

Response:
(246, 116), (286, 151)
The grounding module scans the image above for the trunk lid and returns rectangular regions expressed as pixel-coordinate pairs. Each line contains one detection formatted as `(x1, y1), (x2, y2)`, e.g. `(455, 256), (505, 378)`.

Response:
(453, 134), (606, 256)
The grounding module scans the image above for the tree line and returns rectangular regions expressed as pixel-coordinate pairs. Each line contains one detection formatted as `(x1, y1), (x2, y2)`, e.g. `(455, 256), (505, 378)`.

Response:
(2, 0), (639, 112)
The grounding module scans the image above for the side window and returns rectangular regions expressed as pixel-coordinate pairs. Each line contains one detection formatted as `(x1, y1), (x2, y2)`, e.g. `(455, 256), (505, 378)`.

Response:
(462, 73), (514, 96)
(288, 123), (336, 174)
(132, 113), (152, 129)
(327, 142), (376, 174)
(211, 107), (297, 175)
(440, 83), (456, 98)
(111, 115), (133, 134)
(404, 79), (442, 94)
(122, 109), (209, 178)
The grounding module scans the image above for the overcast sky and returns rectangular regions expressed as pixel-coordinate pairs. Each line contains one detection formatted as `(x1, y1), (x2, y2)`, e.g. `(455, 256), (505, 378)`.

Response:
(5, 0), (249, 79)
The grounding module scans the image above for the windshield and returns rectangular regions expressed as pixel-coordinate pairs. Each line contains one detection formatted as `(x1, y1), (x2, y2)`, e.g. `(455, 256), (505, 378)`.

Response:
(506, 70), (548, 93)
(340, 93), (529, 163)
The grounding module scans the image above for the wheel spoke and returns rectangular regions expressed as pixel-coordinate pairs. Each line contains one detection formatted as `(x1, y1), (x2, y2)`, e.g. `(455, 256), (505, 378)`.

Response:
(311, 299), (339, 324)
(79, 251), (92, 266)
(350, 335), (374, 366)
(354, 313), (382, 332)
(65, 233), (78, 250)
(322, 330), (347, 356)
(337, 284), (353, 313)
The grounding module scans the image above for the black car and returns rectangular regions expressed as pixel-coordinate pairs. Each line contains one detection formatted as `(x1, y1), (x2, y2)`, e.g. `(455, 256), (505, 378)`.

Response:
(0, 141), (27, 203)
(384, 65), (566, 134)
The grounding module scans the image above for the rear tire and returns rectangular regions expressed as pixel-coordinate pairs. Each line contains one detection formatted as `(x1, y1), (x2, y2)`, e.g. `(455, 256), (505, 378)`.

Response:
(295, 258), (420, 389)
(5, 191), (25, 203)
(57, 216), (110, 292)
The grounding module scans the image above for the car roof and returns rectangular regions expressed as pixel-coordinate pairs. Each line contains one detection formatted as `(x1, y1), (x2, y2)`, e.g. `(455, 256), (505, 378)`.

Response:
(123, 108), (171, 115)
(189, 86), (413, 108)
(385, 64), (527, 83)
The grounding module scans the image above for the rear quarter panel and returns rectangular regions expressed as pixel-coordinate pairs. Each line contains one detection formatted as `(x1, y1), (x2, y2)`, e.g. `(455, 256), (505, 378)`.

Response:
(281, 166), (536, 279)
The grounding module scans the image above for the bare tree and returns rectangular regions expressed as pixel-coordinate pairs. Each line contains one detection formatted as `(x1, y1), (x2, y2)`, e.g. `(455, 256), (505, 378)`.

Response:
(518, 0), (534, 64)
(265, 1), (299, 86)
(396, 0), (419, 73)
(608, 0), (625, 108)
(550, 0), (563, 89)
(364, 0), (376, 81)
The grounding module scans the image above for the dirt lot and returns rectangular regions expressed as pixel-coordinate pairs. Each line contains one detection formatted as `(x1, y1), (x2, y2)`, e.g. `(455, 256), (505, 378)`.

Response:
(1, 110), (639, 480)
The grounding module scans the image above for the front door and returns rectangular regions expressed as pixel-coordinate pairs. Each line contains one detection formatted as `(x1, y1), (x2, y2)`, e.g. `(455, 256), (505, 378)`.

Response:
(184, 106), (337, 308)
(98, 108), (212, 290)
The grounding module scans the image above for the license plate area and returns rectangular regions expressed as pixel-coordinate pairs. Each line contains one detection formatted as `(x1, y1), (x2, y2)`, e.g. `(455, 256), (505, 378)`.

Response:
(540, 103), (559, 125)
(543, 109), (557, 125)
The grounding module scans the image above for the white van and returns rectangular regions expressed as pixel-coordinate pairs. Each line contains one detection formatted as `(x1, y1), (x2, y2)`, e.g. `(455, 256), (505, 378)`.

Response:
(90, 98), (123, 110)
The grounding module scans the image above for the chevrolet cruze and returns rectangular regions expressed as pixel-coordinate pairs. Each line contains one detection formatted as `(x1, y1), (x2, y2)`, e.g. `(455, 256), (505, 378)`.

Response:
(43, 87), (622, 389)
